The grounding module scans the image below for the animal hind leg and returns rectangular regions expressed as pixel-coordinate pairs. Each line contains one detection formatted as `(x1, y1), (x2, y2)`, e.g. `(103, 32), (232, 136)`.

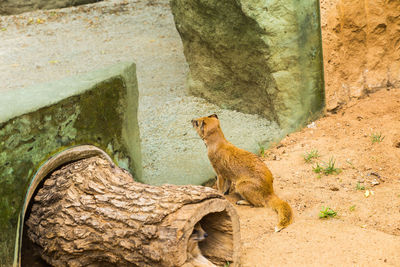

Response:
(235, 181), (266, 207)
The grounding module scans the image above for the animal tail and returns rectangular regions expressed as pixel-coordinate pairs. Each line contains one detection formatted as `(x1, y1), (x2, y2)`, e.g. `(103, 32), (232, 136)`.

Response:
(266, 193), (293, 232)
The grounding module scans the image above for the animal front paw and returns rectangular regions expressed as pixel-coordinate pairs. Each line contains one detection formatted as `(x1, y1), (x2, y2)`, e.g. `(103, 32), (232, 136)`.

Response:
(236, 200), (251, 206)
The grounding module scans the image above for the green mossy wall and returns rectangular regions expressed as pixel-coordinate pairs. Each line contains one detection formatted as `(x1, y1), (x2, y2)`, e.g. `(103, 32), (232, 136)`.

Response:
(170, 0), (325, 131)
(0, 62), (141, 266)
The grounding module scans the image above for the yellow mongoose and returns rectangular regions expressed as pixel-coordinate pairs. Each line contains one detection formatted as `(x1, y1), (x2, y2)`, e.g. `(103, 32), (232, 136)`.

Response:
(191, 114), (293, 232)
(185, 222), (216, 267)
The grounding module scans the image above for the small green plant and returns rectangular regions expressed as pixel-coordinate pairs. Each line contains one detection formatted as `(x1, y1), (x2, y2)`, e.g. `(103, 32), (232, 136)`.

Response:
(319, 206), (337, 219)
(312, 162), (323, 173)
(224, 262), (231, 267)
(349, 205), (356, 211)
(258, 142), (266, 157)
(346, 159), (356, 169)
(304, 149), (320, 163)
(355, 182), (365, 191)
(371, 132), (384, 143)
(313, 157), (341, 176)
(323, 157), (341, 175)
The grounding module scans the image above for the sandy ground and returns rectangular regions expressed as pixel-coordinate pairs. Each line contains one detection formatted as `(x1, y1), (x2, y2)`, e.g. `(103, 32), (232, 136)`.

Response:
(1, 0), (400, 266)
(232, 89), (400, 266)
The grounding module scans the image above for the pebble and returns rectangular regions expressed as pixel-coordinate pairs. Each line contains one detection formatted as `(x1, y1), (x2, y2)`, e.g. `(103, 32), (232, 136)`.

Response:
(371, 179), (380, 186)
(273, 155), (281, 161)
(307, 122), (316, 129)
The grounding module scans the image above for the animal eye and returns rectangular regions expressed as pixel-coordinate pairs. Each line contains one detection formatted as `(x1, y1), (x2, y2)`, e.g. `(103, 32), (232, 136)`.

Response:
(195, 121), (199, 127)
(192, 229), (198, 235)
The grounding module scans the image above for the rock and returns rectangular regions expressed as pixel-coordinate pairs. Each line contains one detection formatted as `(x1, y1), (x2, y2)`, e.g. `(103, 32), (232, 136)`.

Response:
(330, 186), (340, 191)
(170, 0), (325, 130)
(307, 122), (317, 129)
(371, 179), (380, 186)
(0, 63), (141, 266)
(0, 0), (103, 15)
(393, 134), (400, 148)
(369, 172), (381, 179)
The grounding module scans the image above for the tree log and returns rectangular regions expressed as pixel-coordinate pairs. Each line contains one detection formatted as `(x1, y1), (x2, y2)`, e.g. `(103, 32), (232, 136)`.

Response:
(24, 156), (240, 267)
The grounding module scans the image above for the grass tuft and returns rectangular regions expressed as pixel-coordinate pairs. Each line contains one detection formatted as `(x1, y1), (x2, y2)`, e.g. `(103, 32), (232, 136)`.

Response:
(258, 142), (266, 157)
(323, 157), (341, 175)
(312, 157), (341, 176)
(313, 162), (323, 174)
(319, 206), (337, 219)
(304, 149), (320, 163)
(355, 182), (365, 191)
(371, 132), (384, 143)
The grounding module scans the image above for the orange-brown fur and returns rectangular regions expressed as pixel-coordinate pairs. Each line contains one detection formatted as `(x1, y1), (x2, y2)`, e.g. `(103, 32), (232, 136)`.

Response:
(191, 114), (293, 231)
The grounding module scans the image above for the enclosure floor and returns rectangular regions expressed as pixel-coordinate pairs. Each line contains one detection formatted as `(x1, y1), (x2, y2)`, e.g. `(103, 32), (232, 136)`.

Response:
(0, 0), (281, 185)
(2, 0), (400, 266)
(232, 89), (400, 266)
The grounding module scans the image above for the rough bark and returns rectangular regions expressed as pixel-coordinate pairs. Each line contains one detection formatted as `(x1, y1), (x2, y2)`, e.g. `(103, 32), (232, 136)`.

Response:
(24, 156), (240, 267)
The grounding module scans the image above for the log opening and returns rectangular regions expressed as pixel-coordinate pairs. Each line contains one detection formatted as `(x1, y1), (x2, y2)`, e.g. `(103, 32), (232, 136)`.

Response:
(200, 211), (235, 265)
(22, 150), (240, 267)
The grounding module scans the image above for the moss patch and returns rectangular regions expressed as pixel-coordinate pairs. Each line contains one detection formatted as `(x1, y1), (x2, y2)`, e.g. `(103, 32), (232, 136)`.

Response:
(170, 0), (325, 131)
(0, 62), (141, 266)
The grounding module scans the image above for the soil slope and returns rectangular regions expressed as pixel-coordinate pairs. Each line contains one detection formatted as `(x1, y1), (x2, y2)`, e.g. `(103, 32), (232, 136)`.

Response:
(233, 89), (400, 266)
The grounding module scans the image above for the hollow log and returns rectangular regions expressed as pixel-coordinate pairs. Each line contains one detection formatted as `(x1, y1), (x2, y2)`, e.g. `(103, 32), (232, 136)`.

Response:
(24, 156), (240, 267)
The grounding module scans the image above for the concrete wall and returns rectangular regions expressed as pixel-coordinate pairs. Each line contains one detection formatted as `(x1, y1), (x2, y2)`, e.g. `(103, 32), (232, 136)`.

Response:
(0, 62), (141, 266)
(0, 0), (102, 15)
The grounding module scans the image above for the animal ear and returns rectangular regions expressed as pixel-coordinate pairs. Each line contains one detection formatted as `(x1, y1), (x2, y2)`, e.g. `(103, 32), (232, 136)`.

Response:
(208, 114), (218, 119)
(200, 120), (205, 135)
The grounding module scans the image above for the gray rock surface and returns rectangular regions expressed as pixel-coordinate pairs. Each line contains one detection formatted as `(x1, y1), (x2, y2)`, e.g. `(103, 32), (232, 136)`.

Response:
(0, 0), (283, 186)
(0, 0), (102, 15)
(170, 0), (325, 130)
